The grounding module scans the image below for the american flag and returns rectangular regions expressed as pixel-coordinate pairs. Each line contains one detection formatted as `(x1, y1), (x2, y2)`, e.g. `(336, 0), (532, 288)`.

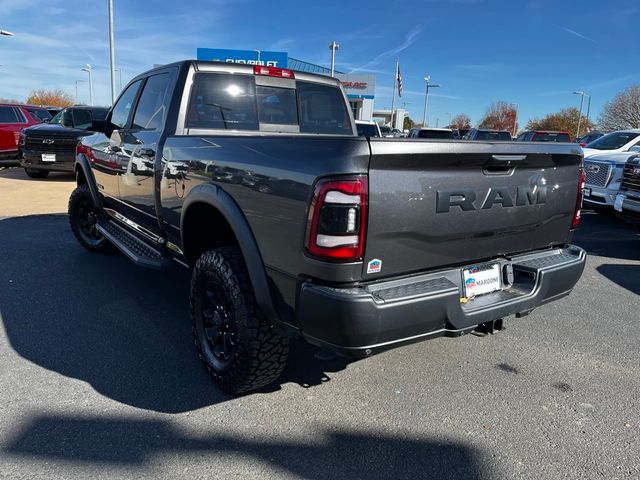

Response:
(396, 59), (403, 97)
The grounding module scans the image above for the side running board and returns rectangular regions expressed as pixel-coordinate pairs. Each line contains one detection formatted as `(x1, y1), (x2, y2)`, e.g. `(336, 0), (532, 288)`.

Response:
(96, 219), (173, 270)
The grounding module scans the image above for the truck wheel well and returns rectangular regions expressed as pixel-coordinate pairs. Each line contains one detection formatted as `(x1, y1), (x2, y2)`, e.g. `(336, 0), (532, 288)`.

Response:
(75, 166), (87, 186)
(183, 202), (239, 266)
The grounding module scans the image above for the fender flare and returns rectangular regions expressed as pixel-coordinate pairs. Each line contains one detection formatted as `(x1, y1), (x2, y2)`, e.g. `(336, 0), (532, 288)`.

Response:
(180, 183), (279, 323)
(75, 155), (103, 209)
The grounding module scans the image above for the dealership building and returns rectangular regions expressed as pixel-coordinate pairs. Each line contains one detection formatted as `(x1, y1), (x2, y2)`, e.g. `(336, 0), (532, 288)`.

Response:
(196, 48), (405, 129)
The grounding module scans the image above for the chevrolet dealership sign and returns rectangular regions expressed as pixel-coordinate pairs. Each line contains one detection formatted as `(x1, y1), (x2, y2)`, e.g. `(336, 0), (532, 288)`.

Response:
(197, 48), (288, 68)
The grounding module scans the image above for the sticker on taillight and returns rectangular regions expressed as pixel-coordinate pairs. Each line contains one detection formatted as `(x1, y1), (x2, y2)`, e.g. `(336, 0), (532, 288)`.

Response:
(367, 258), (382, 274)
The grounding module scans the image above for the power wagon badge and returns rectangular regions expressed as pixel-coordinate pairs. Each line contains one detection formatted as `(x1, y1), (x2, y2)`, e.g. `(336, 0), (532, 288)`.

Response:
(367, 259), (382, 274)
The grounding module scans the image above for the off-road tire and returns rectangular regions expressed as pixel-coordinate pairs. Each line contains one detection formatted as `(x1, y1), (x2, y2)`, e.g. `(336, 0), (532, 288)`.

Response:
(24, 168), (49, 179)
(68, 184), (115, 253)
(190, 247), (289, 393)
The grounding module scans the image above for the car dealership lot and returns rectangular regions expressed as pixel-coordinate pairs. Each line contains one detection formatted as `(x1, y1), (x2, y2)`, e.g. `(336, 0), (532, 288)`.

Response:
(0, 168), (638, 479)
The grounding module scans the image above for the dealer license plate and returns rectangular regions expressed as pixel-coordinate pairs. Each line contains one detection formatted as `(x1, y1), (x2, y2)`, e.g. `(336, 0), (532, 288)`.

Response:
(463, 263), (502, 298)
(614, 194), (625, 212)
(41, 153), (56, 162)
(583, 187), (591, 197)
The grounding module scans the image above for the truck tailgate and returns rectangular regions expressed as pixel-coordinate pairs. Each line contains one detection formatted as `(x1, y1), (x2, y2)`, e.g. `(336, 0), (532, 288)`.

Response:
(364, 139), (583, 278)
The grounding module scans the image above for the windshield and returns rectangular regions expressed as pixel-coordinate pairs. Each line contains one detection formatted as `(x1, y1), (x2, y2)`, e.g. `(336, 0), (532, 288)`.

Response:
(26, 108), (52, 122)
(356, 123), (380, 137)
(532, 132), (571, 142)
(475, 130), (512, 141)
(49, 110), (64, 124)
(586, 131), (640, 150)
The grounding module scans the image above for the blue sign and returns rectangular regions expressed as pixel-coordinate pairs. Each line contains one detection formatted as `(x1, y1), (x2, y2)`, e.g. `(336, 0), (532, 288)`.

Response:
(197, 48), (288, 68)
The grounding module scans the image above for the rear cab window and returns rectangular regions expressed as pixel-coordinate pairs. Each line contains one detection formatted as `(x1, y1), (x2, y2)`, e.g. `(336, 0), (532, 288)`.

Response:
(186, 72), (353, 135)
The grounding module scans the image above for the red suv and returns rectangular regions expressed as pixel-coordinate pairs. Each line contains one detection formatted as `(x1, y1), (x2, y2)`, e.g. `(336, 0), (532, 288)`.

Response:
(0, 104), (52, 163)
(516, 130), (572, 142)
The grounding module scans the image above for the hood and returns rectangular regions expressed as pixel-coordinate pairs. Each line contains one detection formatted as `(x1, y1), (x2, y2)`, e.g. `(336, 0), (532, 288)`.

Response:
(23, 123), (95, 138)
(583, 150), (635, 165)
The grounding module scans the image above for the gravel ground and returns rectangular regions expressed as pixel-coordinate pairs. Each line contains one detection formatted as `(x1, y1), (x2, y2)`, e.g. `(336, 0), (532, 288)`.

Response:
(0, 168), (638, 479)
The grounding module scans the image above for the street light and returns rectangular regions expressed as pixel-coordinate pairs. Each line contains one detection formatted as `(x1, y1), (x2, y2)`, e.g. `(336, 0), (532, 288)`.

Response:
(75, 79), (84, 104)
(108, 0), (116, 104)
(509, 103), (519, 137)
(329, 41), (339, 77)
(0, 29), (14, 36)
(573, 91), (587, 139)
(422, 76), (440, 127)
(254, 50), (261, 65)
(115, 68), (124, 92)
(82, 64), (93, 106)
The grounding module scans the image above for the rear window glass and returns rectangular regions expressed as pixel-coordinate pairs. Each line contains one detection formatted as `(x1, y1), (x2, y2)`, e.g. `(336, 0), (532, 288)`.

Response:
(475, 131), (512, 141)
(256, 86), (297, 125)
(418, 130), (454, 139)
(532, 132), (571, 142)
(187, 73), (258, 130)
(187, 74), (352, 135)
(356, 123), (379, 137)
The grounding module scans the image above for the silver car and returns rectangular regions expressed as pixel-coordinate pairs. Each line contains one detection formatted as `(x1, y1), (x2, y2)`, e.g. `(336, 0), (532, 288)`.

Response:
(583, 152), (638, 208)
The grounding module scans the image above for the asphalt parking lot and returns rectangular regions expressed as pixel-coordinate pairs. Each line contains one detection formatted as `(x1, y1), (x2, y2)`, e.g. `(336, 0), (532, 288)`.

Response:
(0, 167), (638, 479)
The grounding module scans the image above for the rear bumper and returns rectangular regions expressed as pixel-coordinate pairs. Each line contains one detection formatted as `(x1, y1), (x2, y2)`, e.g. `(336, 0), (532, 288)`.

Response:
(298, 246), (586, 356)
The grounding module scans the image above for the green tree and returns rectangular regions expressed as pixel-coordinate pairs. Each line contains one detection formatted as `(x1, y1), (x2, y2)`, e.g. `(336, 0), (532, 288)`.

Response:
(526, 107), (595, 139)
(403, 116), (414, 131)
(598, 85), (640, 132)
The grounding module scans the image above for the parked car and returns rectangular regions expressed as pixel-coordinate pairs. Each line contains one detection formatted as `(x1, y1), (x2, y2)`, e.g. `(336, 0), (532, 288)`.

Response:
(18, 106), (109, 178)
(0, 104), (50, 163)
(582, 129), (640, 157)
(516, 130), (572, 142)
(68, 60), (585, 394)
(614, 155), (640, 226)
(355, 120), (382, 137)
(576, 131), (603, 147)
(463, 129), (512, 141)
(408, 127), (455, 139)
(582, 153), (633, 209)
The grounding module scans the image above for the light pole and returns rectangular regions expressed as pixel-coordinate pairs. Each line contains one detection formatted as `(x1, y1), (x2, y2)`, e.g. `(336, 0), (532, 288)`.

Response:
(115, 68), (124, 92)
(573, 91), (586, 139)
(444, 112), (452, 127)
(422, 76), (440, 127)
(509, 103), (519, 137)
(108, 0), (116, 104)
(254, 50), (261, 65)
(585, 94), (591, 124)
(75, 79), (84, 104)
(0, 29), (14, 36)
(329, 41), (339, 77)
(82, 64), (93, 106)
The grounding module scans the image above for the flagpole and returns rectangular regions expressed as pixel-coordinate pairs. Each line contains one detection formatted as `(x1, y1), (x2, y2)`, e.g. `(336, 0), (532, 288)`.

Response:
(390, 58), (398, 129)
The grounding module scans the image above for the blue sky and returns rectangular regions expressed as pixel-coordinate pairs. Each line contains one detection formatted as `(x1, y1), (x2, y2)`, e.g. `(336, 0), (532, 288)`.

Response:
(1, 0), (638, 128)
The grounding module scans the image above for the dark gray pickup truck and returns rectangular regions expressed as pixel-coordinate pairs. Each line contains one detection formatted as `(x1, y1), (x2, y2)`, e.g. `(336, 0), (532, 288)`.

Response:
(69, 60), (587, 393)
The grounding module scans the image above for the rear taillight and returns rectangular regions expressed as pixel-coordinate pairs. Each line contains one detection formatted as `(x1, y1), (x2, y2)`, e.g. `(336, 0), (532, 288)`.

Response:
(253, 66), (295, 79)
(76, 143), (93, 162)
(305, 176), (367, 262)
(579, 142), (586, 147)
(571, 168), (586, 229)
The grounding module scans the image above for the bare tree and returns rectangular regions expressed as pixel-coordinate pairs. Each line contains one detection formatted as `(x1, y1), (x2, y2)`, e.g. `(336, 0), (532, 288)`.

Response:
(598, 85), (640, 132)
(450, 113), (471, 130)
(527, 107), (595, 139)
(25, 89), (74, 107)
(478, 101), (517, 133)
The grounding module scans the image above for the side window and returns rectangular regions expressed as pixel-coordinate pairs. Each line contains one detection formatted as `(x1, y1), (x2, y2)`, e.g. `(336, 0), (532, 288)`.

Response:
(72, 109), (93, 129)
(0, 106), (21, 123)
(110, 79), (142, 129)
(63, 110), (74, 127)
(132, 73), (171, 130)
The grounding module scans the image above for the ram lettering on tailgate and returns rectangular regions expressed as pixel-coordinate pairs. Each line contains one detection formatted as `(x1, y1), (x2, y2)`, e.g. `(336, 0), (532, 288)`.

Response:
(436, 185), (547, 213)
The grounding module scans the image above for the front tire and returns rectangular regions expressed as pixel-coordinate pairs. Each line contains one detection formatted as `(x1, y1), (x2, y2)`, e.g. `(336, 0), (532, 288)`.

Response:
(190, 247), (289, 394)
(24, 168), (49, 179)
(68, 184), (114, 253)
